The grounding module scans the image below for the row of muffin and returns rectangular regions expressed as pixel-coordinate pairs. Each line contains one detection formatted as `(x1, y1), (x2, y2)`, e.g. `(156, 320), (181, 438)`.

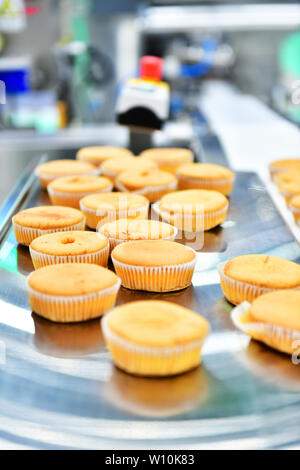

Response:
(15, 147), (300, 376)
(14, 145), (233, 378)
(269, 158), (300, 225)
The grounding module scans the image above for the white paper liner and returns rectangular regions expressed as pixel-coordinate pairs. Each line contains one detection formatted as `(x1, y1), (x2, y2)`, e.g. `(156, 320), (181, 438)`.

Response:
(217, 261), (300, 304)
(35, 166), (100, 187)
(79, 200), (149, 228)
(29, 242), (109, 269)
(47, 183), (113, 201)
(153, 201), (229, 232)
(97, 225), (178, 251)
(12, 218), (86, 246)
(102, 314), (206, 355)
(27, 276), (121, 322)
(231, 301), (300, 352)
(111, 252), (196, 292)
(177, 174), (235, 187)
(114, 178), (177, 202)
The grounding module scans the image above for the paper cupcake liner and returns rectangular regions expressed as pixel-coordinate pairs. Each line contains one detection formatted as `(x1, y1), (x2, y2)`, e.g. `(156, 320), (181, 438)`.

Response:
(177, 175), (234, 196)
(111, 254), (196, 292)
(29, 243), (109, 270)
(12, 218), (86, 247)
(97, 225), (178, 253)
(100, 167), (118, 183)
(27, 276), (121, 323)
(35, 167), (99, 189)
(231, 301), (300, 355)
(102, 314), (206, 376)
(79, 200), (149, 229)
(114, 179), (177, 203)
(47, 184), (113, 209)
(153, 201), (228, 232)
(217, 261), (300, 305)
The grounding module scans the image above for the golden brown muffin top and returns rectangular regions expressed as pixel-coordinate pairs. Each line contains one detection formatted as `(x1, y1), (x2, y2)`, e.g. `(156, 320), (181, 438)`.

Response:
(224, 254), (300, 289)
(249, 290), (300, 330)
(274, 170), (300, 186)
(159, 189), (228, 215)
(77, 146), (133, 164)
(37, 159), (96, 176)
(13, 206), (84, 229)
(269, 159), (300, 172)
(28, 263), (118, 296)
(117, 169), (176, 191)
(105, 300), (209, 347)
(112, 240), (195, 266)
(99, 219), (175, 241)
(140, 148), (193, 165)
(80, 192), (149, 212)
(177, 163), (234, 181)
(30, 230), (108, 256)
(101, 156), (156, 175)
(48, 175), (112, 194)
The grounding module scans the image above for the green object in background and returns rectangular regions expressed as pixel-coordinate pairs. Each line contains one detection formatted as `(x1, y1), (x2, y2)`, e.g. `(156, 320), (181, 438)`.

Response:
(279, 31), (300, 122)
(280, 31), (300, 77)
(72, 0), (91, 122)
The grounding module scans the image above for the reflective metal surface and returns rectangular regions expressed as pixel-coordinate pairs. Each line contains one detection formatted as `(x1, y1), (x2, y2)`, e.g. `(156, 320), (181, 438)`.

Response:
(0, 162), (300, 449)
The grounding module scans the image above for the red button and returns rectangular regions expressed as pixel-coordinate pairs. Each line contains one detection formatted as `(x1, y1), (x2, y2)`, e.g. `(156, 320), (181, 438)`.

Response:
(140, 56), (163, 81)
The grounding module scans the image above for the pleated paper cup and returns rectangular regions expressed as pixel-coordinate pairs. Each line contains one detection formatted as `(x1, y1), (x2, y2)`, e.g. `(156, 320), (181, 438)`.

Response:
(29, 242), (109, 270)
(111, 254), (196, 292)
(114, 179), (177, 204)
(79, 200), (149, 230)
(177, 174), (235, 196)
(27, 276), (121, 323)
(231, 302), (300, 355)
(35, 167), (99, 189)
(47, 184), (113, 209)
(102, 314), (206, 376)
(12, 218), (86, 247)
(153, 201), (228, 232)
(97, 225), (178, 253)
(217, 261), (276, 305)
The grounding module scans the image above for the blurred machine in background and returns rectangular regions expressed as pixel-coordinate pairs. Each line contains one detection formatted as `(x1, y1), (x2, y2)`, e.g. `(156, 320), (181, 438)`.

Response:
(0, 1), (300, 130)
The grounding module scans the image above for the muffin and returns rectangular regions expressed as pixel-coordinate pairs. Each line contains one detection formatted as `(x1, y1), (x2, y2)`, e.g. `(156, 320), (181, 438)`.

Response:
(13, 206), (85, 246)
(231, 290), (300, 355)
(29, 231), (109, 269)
(102, 300), (210, 376)
(289, 194), (300, 225)
(36, 159), (97, 188)
(115, 169), (177, 203)
(98, 219), (177, 252)
(273, 170), (300, 189)
(218, 254), (300, 305)
(80, 192), (149, 230)
(269, 158), (300, 180)
(111, 240), (196, 292)
(279, 179), (300, 203)
(101, 156), (157, 184)
(154, 189), (228, 232)
(140, 148), (193, 174)
(47, 175), (113, 208)
(27, 263), (120, 323)
(76, 146), (133, 166)
(176, 163), (235, 196)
